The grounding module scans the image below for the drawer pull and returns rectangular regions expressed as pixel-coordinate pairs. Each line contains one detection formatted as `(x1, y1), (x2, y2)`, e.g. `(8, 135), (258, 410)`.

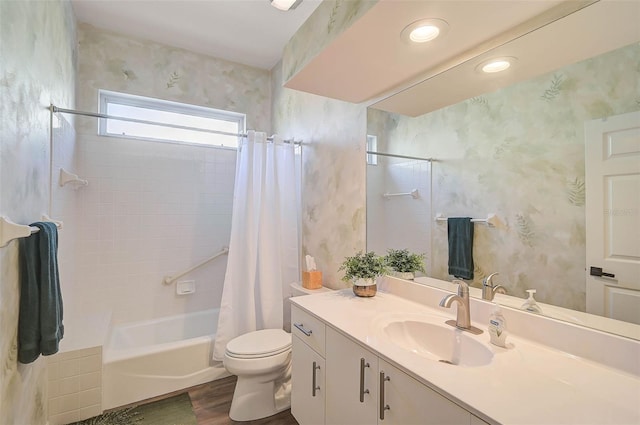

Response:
(294, 322), (313, 336)
(379, 371), (390, 420)
(312, 361), (321, 397)
(360, 357), (370, 403)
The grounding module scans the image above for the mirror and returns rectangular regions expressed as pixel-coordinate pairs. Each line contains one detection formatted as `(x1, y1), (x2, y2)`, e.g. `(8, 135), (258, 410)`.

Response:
(366, 2), (639, 339)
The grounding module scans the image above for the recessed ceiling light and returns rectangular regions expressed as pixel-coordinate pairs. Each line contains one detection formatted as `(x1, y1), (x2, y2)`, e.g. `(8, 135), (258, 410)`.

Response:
(401, 19), (449, 44)
(477, 57), (517, 74)
(270, 0), (302, 11)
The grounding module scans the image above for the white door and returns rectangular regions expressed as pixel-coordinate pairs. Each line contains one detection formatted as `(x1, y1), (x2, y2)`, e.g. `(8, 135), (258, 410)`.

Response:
(585, 111), (640, 324)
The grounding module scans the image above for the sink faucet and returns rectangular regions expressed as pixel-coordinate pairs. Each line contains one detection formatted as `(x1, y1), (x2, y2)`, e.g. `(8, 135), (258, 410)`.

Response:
(439, 280), (482, 334)
(482, 272), (507, 301)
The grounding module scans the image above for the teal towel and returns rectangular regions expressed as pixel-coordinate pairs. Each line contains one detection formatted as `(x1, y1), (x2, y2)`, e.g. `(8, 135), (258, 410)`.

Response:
(447, 217), (474, 280)
(18, 222), (64, 363)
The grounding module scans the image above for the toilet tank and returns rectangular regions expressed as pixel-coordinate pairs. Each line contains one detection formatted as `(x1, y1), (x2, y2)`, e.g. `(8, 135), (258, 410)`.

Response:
(289, 282), (332, 297)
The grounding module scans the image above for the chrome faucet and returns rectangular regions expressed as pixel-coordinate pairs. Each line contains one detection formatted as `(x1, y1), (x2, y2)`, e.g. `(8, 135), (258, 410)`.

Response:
(439, 280), (482, 334)
(482, 272), (506, 301)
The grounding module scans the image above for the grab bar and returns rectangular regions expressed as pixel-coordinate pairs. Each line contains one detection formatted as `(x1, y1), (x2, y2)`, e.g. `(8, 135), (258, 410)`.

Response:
(163, 247), (229, 285)
(383, 189), (419, 199)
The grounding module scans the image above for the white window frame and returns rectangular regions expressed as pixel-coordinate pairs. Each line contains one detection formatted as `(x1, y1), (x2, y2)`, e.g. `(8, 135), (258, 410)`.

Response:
(98, 89), (245, 149)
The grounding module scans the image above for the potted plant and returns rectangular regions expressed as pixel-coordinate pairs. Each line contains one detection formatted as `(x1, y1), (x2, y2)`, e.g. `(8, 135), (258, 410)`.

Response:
(339, 251), (387, 297)
(384, 249), (426, 280)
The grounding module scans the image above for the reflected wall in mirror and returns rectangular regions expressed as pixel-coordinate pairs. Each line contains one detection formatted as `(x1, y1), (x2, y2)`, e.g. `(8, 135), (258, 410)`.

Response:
(366, 42), (639, 331)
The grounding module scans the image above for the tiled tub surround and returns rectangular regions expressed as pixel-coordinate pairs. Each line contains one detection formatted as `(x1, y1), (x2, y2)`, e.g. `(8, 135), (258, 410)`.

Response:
(47, 348), (102, 425)
(47, 312), (111, 425)
(73, 134), (236, 324)
(290, 277), (640, 424)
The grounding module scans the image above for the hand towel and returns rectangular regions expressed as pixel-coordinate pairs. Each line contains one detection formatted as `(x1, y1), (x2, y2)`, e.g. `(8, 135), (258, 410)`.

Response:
(18, 222), (64, 363)
(447, 217), (474, 280)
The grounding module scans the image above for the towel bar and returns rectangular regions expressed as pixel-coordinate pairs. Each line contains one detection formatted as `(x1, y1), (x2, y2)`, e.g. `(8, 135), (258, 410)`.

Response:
(434, 213), (497, 227)
(0, 216), (63, 248)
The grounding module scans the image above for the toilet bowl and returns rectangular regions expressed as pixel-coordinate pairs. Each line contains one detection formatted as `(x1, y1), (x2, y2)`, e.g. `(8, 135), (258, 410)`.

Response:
(223, 329), (292, 421)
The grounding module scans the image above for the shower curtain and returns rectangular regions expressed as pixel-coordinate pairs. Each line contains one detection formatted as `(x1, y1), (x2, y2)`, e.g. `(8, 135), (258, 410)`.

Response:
(213, 131), (300, 360)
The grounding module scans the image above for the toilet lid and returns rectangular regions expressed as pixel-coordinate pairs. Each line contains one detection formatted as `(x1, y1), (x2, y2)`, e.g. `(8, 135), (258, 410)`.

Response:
(225, 329), (291, 358)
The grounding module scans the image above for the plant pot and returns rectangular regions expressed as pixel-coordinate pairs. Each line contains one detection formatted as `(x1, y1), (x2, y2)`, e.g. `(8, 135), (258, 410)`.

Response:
(391, 271), (414, 280)
(352, 278), (377, 297)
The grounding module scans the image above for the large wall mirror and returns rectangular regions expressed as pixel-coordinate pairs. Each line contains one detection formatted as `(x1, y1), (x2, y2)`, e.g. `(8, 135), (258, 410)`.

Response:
(366, 1), (639, 339)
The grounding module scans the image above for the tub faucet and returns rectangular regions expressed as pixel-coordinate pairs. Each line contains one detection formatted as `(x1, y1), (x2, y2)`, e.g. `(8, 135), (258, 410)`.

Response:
(482, 272), (507, 301)
(439, 280), (483, 334)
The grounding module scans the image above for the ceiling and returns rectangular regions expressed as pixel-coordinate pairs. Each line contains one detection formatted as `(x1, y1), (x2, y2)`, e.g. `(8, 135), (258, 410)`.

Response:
(71, 0), (322, 70)
(283, 0), (593, 103)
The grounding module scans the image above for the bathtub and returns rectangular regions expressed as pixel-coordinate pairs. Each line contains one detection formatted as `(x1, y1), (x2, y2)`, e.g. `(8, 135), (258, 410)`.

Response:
(103, 309), (229, 410)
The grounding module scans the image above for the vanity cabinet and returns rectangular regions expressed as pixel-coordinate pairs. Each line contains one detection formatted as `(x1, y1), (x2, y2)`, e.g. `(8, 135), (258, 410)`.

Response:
(325, 327), (379, 424)
(291, 306), (326, 425)
(325, 327), (470, 425)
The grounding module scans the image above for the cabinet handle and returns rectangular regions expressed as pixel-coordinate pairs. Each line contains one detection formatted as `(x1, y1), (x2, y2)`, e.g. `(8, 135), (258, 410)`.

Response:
(379, 371), (391, 420)
(294, 323), (313, 336)
(359, 358), (370, 402)
(312, 361), (321, 397)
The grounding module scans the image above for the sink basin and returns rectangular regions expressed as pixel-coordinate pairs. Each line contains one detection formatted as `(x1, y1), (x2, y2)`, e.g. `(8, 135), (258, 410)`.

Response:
(382, 319), (494, 367)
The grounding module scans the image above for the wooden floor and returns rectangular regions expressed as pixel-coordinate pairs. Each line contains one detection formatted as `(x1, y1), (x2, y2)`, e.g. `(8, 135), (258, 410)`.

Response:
(187, 376), (299, 425)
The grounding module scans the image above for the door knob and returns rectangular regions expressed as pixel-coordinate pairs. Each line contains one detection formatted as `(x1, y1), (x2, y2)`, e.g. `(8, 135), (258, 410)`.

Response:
(590, 266), (615, 279)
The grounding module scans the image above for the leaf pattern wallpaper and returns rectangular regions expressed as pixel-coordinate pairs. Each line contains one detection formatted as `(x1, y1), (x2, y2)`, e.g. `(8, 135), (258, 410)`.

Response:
(370, 43), (640, 311)
(76, 23), (271, 135)
(0, 1), (77, 423)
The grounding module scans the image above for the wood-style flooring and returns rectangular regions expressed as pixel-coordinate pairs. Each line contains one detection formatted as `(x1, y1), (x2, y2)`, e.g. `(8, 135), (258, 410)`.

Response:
(175, 376), (298, 425)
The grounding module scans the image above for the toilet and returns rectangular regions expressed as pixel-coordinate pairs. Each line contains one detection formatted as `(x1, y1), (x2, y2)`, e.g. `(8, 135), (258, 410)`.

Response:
(223, 282), (332, 421)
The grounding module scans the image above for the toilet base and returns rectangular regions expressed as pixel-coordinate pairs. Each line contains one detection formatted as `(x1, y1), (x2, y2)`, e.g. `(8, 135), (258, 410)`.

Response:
(229, 376), (291, 421)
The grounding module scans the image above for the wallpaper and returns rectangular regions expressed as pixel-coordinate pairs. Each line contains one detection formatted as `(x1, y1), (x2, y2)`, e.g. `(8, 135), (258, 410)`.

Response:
(272, 61), (367, 289)
(0, 1), (77, 424)
(76, 23), (271, 134)
(369, 43), (640, 311)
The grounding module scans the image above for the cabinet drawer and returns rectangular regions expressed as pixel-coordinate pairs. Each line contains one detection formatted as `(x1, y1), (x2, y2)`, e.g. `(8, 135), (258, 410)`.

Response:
(292, 305), (326, 356)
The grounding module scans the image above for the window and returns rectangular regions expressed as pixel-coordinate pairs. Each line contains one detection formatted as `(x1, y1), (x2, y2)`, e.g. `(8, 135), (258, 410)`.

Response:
(98, 90), (245, 148)
(366, 134), (378, 165)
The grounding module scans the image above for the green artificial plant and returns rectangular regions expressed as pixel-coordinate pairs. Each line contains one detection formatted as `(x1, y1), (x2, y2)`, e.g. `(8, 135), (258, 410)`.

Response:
(384, 249), (426, 273)
(339, 251), (388, 282)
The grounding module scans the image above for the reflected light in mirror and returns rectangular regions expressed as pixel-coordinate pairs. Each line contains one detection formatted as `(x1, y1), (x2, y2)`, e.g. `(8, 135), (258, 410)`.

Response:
(478, 57), (516, 73)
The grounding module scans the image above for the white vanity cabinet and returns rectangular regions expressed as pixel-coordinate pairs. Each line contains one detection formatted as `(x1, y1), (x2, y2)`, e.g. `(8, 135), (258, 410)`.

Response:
(291, 306), (326, 425)
(325, 327), (379, 424)
(325, 327), (472, 425)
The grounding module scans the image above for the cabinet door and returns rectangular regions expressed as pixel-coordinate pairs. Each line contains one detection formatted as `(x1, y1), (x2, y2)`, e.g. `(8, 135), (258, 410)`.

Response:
(379, 359), (469, 425)
(325, 327), (378, 425)
(292, 335), (325, 425)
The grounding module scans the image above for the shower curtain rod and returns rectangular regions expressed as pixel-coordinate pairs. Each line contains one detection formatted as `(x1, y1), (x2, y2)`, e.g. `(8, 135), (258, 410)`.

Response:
(366, 150), (433, 162)
(50, 105), (302, 145)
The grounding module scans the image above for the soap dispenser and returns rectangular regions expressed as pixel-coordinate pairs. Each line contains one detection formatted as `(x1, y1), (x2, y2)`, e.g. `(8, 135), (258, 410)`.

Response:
(521, 289), (543, 314)
(488, 303), (508, 348)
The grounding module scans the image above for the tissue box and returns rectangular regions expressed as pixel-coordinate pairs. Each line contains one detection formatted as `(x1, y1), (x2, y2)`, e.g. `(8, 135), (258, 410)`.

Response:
(302, 271), (323, 290)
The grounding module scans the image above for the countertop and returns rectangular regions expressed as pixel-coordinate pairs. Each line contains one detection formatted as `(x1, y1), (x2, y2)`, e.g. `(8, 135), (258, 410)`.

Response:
(291, 288), (640, 425)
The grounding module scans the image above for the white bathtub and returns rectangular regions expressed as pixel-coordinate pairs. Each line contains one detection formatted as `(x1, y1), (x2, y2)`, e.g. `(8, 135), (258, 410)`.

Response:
(103, 309), (229, 409)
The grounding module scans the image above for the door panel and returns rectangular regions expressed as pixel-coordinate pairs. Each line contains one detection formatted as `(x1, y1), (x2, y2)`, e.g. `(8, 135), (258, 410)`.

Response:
(585, 111), (640, 323)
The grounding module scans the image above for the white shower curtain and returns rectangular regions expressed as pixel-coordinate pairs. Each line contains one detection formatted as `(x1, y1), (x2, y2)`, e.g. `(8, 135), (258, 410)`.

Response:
(213, 131), (300, 360)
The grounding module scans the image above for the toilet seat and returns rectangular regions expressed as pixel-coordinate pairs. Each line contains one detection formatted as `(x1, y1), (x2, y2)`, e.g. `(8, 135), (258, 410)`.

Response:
(225, 329), (291, 359)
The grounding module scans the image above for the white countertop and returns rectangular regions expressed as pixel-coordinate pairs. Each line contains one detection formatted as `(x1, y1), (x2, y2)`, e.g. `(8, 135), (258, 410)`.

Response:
(291, 288), (640, 425)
